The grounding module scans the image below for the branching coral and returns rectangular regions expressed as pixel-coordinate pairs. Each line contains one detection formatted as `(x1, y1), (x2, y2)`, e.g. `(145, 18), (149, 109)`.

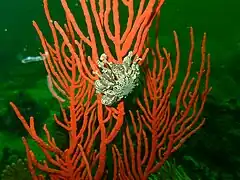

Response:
(9, 0), (211, 179)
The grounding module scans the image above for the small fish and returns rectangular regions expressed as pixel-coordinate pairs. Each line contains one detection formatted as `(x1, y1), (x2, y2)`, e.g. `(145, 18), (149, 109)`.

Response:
(21, 56), (43, 64)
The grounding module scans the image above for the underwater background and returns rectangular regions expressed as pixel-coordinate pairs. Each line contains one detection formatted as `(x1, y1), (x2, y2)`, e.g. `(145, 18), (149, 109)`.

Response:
(0, 0), (239, 179)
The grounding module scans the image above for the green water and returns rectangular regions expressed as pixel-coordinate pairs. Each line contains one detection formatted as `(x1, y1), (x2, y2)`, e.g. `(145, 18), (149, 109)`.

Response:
(0, 0), (239, 179)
